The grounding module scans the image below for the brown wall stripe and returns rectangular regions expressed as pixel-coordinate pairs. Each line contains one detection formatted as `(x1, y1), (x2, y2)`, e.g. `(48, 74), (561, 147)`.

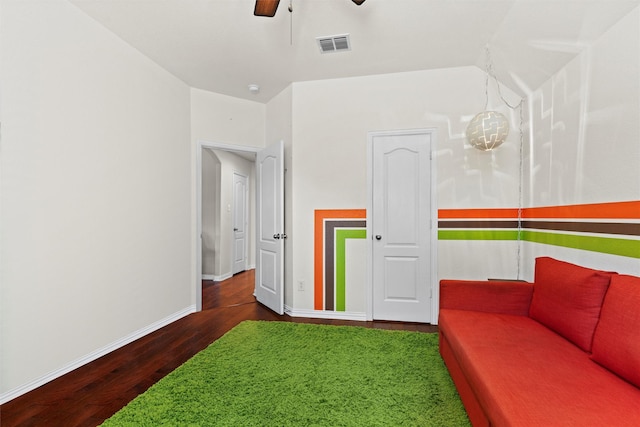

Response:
(439, 220), (640, 236)
(523, 221), (640, 236)
(439, 220), (519, 229)
(324, 220), (367, 311)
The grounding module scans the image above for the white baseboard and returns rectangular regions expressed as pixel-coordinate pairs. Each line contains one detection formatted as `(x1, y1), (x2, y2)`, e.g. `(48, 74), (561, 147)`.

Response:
(201, 273), (232, 282)
(0, 305), (196, 405)
(215, 273), (232, 281)
(284, 305), (367, 322)
(203, 268), (254, 282)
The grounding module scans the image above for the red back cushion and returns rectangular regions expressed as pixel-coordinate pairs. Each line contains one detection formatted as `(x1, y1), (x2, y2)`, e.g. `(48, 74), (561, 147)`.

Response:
(529, 257), (613, 352)
(591, 274), (640, 388)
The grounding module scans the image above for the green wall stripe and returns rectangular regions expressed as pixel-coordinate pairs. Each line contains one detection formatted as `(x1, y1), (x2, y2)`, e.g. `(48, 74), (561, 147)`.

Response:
(438, 229), (640, 259)
(335, 229), (367, 312)
(522, 231), (640, 259)
(438, 230), (521, 240)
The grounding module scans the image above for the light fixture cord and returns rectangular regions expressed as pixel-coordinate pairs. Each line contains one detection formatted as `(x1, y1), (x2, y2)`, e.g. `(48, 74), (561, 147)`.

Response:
(485, 45), (526, 279)
(485, 46), (521, 110)
(516, 99), (524, 280)
(483, 57), (490, 110)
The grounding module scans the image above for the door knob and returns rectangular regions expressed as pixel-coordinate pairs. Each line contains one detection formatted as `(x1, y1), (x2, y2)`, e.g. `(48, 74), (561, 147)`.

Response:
(234, 228), (238, 231)
(273, 233), (281, 239)
(375, 235), (382, 240)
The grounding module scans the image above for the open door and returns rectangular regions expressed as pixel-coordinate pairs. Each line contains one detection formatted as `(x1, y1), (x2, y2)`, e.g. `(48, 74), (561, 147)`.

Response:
(255, 141), (285, 314)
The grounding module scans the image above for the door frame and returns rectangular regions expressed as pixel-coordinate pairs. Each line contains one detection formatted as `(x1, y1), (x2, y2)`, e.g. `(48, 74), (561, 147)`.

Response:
(365, 129), (439, 324)
(196, 140), (259, 311)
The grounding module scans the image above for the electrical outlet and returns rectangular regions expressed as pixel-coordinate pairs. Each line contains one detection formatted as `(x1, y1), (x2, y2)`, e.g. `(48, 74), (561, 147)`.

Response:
(297, 280), (304, 291)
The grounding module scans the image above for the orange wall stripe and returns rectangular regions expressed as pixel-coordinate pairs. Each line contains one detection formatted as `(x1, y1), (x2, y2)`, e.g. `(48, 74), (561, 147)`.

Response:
(438, 208), (520, 219)
(439, 201), (640, 220)
(314, 213), (324, 310)
(522, 201), (640, 219)
(314, 210), (366, 310)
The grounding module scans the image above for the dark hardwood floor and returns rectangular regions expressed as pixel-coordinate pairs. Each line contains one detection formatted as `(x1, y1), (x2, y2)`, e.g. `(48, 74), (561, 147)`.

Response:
(1, 270), (438, 426)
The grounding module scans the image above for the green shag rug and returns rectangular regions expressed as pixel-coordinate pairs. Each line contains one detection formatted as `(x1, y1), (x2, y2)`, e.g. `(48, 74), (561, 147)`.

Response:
(102, 321), (470, 426)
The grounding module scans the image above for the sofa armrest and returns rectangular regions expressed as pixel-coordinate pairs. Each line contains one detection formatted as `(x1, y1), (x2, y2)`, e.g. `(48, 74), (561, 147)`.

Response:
(440, 279), (534, 316)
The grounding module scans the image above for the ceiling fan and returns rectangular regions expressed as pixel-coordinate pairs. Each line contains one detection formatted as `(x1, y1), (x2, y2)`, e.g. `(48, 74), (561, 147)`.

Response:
(254, 0), (365, 17)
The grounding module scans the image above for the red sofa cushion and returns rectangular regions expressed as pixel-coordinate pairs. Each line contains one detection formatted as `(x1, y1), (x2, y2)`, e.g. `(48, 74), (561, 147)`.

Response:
(439, 309), (640, 426)
(529, 257), (612, 351)
(440, 280), (533, 316)
(591, 274), (640, 388)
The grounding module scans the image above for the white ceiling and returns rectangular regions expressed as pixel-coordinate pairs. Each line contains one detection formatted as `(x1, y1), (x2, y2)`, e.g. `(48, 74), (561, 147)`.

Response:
(70, 0), (639, 103)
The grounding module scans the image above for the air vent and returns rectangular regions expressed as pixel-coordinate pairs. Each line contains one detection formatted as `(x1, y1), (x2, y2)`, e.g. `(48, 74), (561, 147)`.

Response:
(316, 34), (351, 54)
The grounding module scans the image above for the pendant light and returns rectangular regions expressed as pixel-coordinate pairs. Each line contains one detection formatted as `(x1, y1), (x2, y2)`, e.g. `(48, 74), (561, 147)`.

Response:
(466, 111), (510, 151)
(466, 47), (514, 151)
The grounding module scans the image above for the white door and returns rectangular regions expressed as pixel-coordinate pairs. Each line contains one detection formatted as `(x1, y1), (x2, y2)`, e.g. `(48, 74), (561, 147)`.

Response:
(232, 172), (248, 275)
(255, 141), (285, 314)
(371, 130), (433, 322)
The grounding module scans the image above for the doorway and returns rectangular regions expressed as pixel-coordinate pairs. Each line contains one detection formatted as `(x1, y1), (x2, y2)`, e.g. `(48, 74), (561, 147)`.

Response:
(367, 129), (438, 323)
(196, 140), (284, 314)
(197, 141), (257, 311)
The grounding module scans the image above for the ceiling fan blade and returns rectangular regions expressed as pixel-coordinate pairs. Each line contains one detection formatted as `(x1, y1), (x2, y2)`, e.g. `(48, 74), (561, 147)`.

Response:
(352, 0), (366, 5)
(254, 0), (280, 17)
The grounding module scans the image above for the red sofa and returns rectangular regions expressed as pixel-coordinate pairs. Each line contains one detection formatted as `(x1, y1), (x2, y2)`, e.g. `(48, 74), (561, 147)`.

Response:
(438, 257), (640, 426)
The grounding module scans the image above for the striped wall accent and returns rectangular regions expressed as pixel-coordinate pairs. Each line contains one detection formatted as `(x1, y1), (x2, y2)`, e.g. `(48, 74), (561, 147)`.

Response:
(314, 210), (367, 311)
(438, 201), (640, 259)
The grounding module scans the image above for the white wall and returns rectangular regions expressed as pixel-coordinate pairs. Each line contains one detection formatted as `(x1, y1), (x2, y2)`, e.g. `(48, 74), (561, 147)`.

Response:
(290, 67), (523, 312)
(523, 6), (640, 277)
(1, 0), (191, 400)
(528, 7), (639, 208)
(190, 88), (266, 147)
